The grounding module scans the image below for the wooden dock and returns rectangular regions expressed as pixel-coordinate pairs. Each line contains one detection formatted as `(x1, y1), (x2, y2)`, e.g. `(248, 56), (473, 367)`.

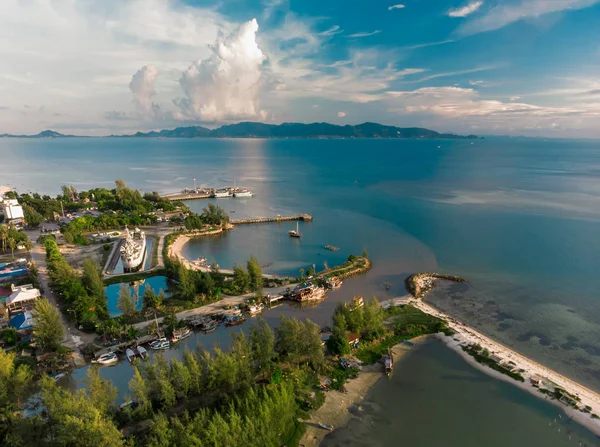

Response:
(231, 214), (313, 225)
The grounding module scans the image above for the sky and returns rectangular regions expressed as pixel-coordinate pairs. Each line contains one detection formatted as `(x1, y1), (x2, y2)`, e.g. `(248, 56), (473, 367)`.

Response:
(1, 0), (600, 137)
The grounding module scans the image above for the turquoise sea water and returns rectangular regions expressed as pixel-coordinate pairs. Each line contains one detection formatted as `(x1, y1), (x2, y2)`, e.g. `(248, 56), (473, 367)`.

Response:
(3, 136), (600, 442)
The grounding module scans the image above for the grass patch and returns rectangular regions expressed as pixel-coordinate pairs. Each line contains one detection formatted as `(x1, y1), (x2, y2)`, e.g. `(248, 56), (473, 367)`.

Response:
(461, 344), (525, 382)
(282, 419), (306, 447)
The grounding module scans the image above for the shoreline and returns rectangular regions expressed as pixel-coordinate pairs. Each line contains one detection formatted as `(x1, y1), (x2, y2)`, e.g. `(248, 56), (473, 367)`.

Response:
(299, 337), (427, 447)
(410, 296), (600, 437)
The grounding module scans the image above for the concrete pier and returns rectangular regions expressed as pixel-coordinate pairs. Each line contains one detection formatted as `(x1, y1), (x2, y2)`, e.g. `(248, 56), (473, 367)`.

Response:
(231, 214), (313, 225)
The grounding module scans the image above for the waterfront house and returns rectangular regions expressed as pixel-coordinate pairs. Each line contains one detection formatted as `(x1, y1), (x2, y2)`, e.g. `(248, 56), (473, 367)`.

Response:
(6, 284), (41, 313)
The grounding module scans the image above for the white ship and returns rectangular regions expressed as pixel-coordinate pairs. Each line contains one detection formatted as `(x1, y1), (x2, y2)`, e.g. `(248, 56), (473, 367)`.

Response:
(120, 226), (147, 272)
(233, 188), (253, 198)
(212, 188), (232, 198)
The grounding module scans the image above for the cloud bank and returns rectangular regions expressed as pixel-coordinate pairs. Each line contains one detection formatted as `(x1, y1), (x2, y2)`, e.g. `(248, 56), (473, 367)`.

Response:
(176, 19), (266, 121)
(129, 65), (159, 117)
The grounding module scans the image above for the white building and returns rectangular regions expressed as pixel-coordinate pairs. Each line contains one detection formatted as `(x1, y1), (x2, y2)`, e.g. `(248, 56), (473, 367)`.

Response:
(1, 198), (24, 221)
(6, 284), (41, 313)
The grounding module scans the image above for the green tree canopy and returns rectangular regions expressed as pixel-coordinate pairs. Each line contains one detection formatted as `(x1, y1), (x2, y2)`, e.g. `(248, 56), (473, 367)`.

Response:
(33, 298), (65, 352)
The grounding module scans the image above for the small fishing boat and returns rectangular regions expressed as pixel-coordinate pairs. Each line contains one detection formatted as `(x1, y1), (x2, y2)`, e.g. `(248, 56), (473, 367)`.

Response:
(318, 423), (334, 431)
(136, 346), (148, 359)
(171, 327), (192, 342)
(51, 372), (68, 381)
(192, 257), (207, 266)
(288, 221), (302, 238)
(352, 296), (364, 308)
(224, 314), (246, 326)
(92, 352), (119, 365)
(151, 340), (170, 350)
(149, 337), (167, 349)
(126, 348), (136, 363)
(384, 349), (393, 376)
(247, 303), (264, 316)
(200, 319), (218, 333)
(324, 245), (339, 251)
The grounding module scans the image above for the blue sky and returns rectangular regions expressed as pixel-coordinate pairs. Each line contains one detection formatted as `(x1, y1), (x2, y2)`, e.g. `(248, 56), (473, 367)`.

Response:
(1, 0), (600, 137)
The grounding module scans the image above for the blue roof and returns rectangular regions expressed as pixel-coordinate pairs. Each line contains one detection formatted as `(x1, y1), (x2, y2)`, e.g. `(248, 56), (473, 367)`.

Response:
(10, 312), (34, 330)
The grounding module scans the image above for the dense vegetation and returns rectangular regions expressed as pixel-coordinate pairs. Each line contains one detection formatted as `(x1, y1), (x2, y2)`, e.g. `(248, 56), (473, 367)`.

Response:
(0, 317), (325, 447)
(0, 224), (30, 257)
(45, 238), (109, 328)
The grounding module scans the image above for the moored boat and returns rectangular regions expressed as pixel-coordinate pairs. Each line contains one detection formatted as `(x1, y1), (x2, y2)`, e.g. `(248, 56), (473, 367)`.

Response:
(149, 337), (168, 349)
(92, 352), (119, 365)
(212, 188), (232, 198)
(247, 303), (264, 316)
(150, 340), (170, 350)
(288, 221), (302, 238)
(224, 314), (246, 326)
(126, 348), (136, 363)
(384, 349), (393, 376)
(200, 319), (218, 333)
(136, 346), (148, 359)
(120, 226), (147, 273)
(171, 327), (192, 342)
(233, 188), (253, 198)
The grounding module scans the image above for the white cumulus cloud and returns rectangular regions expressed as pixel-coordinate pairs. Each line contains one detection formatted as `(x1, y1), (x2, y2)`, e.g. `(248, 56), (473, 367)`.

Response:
(129, 65), (160, 117)
(388, 4), (406, 10)
(448, 1), (484, 17)
(176, 18), (266, 121)
(337, 111), (346, 117)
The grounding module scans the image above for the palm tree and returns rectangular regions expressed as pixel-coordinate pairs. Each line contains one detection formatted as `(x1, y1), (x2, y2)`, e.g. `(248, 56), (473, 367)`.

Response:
(7, 237), (16, 259)
(24, 238), (32, 252)
(0, 225), (7, 253)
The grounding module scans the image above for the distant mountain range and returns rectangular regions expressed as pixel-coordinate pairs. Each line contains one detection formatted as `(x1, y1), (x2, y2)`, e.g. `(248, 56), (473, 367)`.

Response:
(1, 122), (479, 139)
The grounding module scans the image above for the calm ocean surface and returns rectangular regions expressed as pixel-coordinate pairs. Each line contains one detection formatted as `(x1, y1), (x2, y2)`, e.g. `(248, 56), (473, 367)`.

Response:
(3, 136), (600, 442)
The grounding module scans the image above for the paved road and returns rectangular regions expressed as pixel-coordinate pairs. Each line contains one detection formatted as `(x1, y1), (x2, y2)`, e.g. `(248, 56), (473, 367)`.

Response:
(26, 230), (95, 351)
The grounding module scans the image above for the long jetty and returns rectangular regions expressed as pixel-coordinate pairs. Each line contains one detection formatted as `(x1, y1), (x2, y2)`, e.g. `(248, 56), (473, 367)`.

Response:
(162, 192), (211, 201)
(231, 214), (313, 225)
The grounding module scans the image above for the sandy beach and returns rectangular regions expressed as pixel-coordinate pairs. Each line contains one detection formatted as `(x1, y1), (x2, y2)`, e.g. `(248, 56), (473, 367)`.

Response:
(410, 297), (600, 436)
(299, 338), (424, 447)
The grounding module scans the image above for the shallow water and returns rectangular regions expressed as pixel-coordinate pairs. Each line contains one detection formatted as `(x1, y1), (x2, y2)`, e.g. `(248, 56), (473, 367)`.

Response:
(322, 338), (600, 447)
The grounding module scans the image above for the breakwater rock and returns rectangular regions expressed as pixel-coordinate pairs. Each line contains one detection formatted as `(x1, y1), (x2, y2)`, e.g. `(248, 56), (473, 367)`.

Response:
(405, 272), (467, 298)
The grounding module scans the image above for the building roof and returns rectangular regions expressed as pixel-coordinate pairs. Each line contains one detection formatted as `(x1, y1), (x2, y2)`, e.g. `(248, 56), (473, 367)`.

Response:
(7, 286), (41, 306)
(10, 311), (35, 330)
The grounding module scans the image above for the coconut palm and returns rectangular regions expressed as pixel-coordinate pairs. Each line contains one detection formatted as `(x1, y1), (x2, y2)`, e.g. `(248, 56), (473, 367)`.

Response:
(0, 225), (7, 253)
(7, 237), (16, 259)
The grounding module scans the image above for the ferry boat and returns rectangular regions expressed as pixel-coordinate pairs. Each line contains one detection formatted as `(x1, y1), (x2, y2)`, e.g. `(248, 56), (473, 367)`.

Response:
(125, 348), (136, 363)
(171, 327), (192, 342)
(120, 226), (146, 272)
(212, 188), (232, 198)
(233, 189), (253, 198)
(288, 221), (302, 238)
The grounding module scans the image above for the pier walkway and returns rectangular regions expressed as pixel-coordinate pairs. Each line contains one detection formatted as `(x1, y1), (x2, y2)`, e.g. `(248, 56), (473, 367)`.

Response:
(231, 214), (313, 225)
